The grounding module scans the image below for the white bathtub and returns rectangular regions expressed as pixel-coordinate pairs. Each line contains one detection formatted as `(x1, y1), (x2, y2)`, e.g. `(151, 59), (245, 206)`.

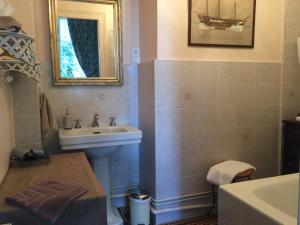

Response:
(218, 173), (299, 225)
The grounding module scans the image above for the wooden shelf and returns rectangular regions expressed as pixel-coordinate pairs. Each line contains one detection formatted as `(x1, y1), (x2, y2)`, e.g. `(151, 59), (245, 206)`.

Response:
(0, 153), (107, 225)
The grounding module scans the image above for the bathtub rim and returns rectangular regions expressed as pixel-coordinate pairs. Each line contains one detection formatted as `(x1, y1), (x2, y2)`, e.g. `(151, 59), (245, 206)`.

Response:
(219, 173), (298, 225)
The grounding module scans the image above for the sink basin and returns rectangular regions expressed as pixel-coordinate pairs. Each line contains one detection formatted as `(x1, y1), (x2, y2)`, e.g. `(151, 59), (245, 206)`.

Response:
(59, 125), (142, 150)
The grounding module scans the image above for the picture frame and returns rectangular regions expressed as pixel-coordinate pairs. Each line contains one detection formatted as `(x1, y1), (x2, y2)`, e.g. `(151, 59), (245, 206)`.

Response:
(188, 0), (256, 48)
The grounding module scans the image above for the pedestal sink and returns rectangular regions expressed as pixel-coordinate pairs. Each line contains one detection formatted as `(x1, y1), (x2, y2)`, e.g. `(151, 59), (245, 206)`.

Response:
(59, 125), (142, 225)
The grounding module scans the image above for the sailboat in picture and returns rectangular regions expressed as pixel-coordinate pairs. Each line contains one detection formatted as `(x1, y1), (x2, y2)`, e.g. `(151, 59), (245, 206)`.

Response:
(198, 0), (249, 32)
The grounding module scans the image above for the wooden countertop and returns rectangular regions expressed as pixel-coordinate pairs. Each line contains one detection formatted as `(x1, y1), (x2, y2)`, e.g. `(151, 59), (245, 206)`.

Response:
(0, 152), (107, 225)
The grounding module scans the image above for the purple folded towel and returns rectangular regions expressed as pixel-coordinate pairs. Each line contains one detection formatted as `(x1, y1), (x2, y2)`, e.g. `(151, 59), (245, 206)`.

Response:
(5, 180), (88, 224)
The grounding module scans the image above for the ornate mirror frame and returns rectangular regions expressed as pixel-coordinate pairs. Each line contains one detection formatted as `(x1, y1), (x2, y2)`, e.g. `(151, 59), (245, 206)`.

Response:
(48, 0), (123, 86)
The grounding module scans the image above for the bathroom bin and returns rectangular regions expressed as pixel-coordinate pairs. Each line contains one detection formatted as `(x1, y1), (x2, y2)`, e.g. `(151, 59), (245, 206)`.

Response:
(129, 188), (151, 225)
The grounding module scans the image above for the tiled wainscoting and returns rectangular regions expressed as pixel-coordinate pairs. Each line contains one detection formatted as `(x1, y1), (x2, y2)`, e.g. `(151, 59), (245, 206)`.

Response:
(139, 60), (282, 224)
(0, 77), (14, 183)
(12, 75), (41, 149)
(283, 0), (300, 119)
(39, 63), (140, 204)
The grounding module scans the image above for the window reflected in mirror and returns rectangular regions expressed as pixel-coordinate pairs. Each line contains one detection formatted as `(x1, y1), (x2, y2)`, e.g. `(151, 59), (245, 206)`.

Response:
(49, 0), (123, 85)
(58, 18), (100, 78)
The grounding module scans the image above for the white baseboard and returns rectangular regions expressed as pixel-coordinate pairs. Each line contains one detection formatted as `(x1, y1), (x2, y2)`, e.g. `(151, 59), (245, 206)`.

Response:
(111, 186), (215, 224)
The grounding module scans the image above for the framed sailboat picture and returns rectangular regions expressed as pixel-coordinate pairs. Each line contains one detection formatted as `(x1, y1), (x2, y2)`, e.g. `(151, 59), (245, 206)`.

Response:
(188, 0), (256, 48)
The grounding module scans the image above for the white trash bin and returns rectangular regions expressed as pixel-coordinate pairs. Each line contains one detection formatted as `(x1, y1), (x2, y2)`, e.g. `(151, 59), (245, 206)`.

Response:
(129, 188), (151, 225)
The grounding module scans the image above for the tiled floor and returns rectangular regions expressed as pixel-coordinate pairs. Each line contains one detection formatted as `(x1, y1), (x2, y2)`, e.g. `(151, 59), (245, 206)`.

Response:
(161, 217), (217, 225)
(118, 207), (135, 225)
(118, 207), (217, 225)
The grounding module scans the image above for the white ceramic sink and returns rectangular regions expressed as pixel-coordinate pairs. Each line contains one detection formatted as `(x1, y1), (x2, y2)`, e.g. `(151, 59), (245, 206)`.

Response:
(59, 124), (142, 225)
(59, 125), (142, 150)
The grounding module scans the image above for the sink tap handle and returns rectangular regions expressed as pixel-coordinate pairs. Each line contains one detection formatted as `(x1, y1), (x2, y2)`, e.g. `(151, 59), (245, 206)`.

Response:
(92, 113), (100, 127)
(74, 119), (82, 129)
(110, 117), (116, 126)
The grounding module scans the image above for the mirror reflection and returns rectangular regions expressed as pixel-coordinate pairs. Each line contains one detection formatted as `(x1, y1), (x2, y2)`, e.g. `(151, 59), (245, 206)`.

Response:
(49, 0), (123, 85)
(58, 18), (100, 78)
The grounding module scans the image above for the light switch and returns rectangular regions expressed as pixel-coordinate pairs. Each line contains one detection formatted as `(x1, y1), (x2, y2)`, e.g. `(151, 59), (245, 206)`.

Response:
(131, 48), (140, 64)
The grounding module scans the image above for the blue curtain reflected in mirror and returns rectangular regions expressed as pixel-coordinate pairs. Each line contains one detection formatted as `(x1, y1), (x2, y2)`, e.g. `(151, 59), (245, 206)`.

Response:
(58, 17), (100, 78)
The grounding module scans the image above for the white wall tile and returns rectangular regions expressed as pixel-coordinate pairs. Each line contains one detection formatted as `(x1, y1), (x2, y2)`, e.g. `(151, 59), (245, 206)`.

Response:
(216, 84), (237, 106)
(283, 62), (300, 83)
(217, 62), (238, 84)
(196, 106), (217, 130)
(236, 106), (255, 127)
(155, 107), (198, 132)
(284, 2), (300, 121)
(196, 84), (217, 106)
(156, 84), (197, 109)
(237, 84), (256, 106)
(14, 114), (41, 145)
(198, 61), (218, 84)
(285, 42), (298, 63)
(256, 84), (280, 106)
(155, 60), (198, 85)
(256, 63), (281, 83)
(237, 62), (256, 83)
(285, 18), (300, 43)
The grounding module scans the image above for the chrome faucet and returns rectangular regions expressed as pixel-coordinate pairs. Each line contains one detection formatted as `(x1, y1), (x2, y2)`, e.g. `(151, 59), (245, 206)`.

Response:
(92, 113), (100, 127)
(110, 117), (116, 126)
(74, 119), (82, 129)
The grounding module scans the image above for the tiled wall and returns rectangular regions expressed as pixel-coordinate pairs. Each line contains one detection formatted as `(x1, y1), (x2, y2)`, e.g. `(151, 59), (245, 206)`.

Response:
(139, 60), (282, 221)
(12, 75), (41, 149)
(40, 63), (139, 197)
(0, 80), (15, 183)
(138, 62), (156, 195)
(283, 0), (300, 119)
(154, 60), (281, 200)
(0, 73), (41, 183)
(4, 63), (139, 203)
(284, 0), (300, 220)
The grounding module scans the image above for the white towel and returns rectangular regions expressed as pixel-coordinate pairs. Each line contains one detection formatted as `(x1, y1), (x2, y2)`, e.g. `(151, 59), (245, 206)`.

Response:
(206, 160), (256, 185)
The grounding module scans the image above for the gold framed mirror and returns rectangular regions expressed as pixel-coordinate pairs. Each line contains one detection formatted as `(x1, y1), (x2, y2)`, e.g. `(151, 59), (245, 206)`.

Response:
(49, 0), (123, 86)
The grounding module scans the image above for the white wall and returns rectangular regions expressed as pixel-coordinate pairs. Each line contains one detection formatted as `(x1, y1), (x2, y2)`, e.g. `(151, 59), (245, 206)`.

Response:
(10, 0), (139, 65)
(139, 0), (157, 62)
(156, 0), (284, 62)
